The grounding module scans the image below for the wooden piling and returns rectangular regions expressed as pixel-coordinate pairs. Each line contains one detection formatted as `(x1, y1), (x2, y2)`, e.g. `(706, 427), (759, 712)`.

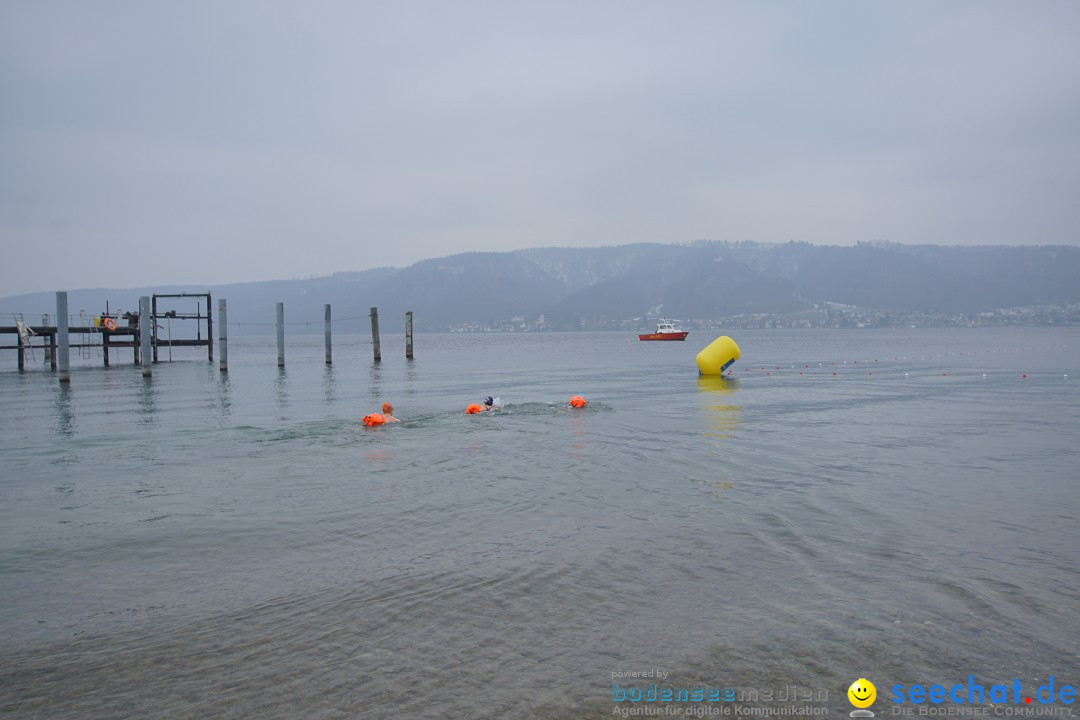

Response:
(276, 302), (285, 367)
(370, 306), (381, 363)
(56, 292), (70, 383)
(206, 294), (214, 363)
(43, 315), (53, 368)
(405, 311), (414, 359)
(219, 299), (228, 373)
(324, 304), (332, 365)
(140, 296), (152, 376)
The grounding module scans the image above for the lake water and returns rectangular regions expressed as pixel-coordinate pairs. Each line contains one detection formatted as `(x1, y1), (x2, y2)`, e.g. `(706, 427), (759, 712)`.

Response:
(1, 328), (1078, 719)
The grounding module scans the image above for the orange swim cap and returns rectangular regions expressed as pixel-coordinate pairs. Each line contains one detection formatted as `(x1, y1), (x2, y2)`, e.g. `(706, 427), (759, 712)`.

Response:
(362, 413), (386, 426)
(466, 404), (483, 414)
(569, 395), (587, 408)
(382, 402), (393, 413)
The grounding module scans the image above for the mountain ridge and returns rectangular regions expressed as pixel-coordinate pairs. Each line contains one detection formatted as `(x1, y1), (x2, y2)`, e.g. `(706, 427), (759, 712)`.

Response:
(3, 242), (1078, 332)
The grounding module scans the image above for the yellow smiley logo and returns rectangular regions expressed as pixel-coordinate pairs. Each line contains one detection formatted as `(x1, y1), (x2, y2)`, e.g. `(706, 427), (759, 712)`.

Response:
(848, 678), (876, 708)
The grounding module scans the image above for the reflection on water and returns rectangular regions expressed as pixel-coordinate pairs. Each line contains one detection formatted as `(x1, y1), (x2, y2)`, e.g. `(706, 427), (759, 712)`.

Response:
(216, 372), (233, 420)
(403, 357), (418, 399)
(569, 413), (588, 452)
(138, 376), (156, 423)
(322, 364), (336, 405)
(274, 367), (288, 410)
(368, 362), (383, 401)
(54, 383), (75, 437)
(696, 375), (740, 439)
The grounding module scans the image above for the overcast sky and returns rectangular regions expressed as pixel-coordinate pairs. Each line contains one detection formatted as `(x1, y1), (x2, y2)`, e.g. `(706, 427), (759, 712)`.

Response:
(2, 1), (1078, 297)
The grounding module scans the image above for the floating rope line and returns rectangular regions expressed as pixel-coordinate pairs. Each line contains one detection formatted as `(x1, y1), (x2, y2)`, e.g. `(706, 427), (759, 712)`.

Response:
(233, 313), (375, 329)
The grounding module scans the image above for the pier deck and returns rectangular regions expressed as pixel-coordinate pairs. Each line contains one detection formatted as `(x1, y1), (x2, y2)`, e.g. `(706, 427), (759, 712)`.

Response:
(1, 325), (209, 370)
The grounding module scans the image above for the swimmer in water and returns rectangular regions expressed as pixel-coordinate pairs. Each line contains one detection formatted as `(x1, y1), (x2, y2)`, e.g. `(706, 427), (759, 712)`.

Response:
(381, 402), (401, 422)
(466, 397), (497, 414)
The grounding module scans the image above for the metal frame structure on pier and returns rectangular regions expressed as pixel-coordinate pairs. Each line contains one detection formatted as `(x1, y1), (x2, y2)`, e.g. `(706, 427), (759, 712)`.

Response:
(152, 293), (213, 364)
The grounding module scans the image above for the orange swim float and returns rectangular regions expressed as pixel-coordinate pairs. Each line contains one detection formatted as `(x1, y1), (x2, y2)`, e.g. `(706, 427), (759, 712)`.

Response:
(569, 395), (587, 408)
(466, 404), (483, 414)
(362, 413), (386, 426)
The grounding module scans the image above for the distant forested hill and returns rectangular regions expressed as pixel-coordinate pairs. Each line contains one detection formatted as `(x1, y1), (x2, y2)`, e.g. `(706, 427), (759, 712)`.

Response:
(3, 242), (1078, 331)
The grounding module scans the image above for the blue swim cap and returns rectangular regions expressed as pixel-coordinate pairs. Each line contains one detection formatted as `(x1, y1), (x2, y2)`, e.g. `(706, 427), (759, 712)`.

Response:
(484, 396), (494, 406)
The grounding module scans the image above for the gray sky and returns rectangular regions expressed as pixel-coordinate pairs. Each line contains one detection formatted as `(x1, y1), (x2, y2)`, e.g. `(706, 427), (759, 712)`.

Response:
(2, 1), (1079, 297)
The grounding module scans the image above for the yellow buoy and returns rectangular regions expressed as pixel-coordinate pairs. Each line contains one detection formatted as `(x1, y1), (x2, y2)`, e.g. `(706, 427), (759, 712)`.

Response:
(696, 336), (741, 375)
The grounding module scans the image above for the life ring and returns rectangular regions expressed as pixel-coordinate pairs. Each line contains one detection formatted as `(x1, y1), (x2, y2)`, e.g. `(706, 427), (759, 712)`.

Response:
(569, 395), (587, 408)
(362, 413), (386, 426)
(466, 404), (483, 414)
(103, 317), (117, 331)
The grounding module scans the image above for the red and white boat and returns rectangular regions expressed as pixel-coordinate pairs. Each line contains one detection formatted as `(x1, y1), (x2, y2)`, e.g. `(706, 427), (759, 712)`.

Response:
(638, 319), (689, 341)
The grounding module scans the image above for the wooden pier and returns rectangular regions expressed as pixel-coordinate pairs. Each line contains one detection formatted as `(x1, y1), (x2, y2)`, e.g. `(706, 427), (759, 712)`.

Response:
(0, 323), (211, 370)
(2, 291), (213, 373)
(3, 291), (412, 379)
